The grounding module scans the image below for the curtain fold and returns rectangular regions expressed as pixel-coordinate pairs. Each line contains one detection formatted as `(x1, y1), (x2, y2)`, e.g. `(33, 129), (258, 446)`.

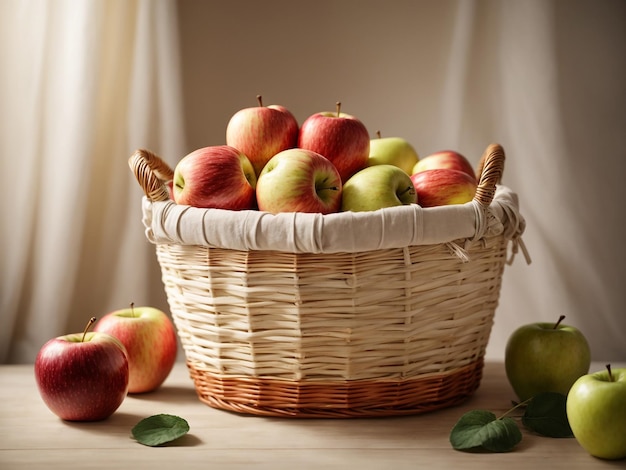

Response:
(0, 0), (185, 363)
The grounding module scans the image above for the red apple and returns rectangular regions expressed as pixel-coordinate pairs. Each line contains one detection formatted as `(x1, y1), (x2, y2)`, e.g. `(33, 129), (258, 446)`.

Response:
(256, 148), (342, 214)
(410, 168), (477, 207)
(298, 102), (370, 183)
(94, 305), (177, 394)
(226, 95), (299, 176)
(412, 150), (476, 181)
(173, 145), (257, 210)
(34, 317), (129, 421)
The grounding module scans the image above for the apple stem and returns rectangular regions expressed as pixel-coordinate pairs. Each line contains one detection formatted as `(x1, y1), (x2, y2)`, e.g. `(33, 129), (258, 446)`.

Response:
(335, 101), (341, 117)
(130, 302), (136, 318)
(81, 317), (97, 342)
(553, 315), (566, 329)
(376, 130), (382, 139)
(607, 364), (614, 382)
(256, 94), (263, 107)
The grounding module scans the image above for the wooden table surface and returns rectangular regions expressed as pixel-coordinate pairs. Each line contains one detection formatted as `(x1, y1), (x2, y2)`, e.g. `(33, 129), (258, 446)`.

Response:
(1, 361), (624, 469)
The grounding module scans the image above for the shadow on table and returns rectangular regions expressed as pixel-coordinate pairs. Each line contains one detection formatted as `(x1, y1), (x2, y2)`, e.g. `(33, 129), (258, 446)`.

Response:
(126, 384), (198, 403)
(61, 411), (204, 447)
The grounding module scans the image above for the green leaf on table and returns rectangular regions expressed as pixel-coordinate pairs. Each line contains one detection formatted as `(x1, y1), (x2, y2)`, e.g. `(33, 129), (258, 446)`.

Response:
(450, 409), (522, 452)
(132, 414), (190, 447)
(522, 392), (573, 438)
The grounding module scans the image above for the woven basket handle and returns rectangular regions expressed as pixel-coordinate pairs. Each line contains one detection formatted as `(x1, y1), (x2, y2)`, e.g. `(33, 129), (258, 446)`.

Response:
(129, 149), (175, 202)
(473, 143), (505, 208)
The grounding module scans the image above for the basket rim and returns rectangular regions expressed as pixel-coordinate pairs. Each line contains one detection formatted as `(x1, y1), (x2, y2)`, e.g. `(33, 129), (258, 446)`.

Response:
(141, 184), (524, 254)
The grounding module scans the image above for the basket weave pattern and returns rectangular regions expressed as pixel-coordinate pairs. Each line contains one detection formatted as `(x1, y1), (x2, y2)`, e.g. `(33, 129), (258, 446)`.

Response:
(131, 143), (522, 417)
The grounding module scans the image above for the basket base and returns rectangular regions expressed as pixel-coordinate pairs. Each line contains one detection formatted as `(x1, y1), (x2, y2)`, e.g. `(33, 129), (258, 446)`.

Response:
(186, 358), (484, 418)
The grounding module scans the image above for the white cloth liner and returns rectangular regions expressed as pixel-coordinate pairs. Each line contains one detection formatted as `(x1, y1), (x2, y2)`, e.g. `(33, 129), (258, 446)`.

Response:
(142, 185), (525, 255)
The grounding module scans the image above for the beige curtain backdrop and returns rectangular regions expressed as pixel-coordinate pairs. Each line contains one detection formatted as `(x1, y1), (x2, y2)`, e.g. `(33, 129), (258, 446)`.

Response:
(1, 0), (624, 363)
(0, 0), (185, 363)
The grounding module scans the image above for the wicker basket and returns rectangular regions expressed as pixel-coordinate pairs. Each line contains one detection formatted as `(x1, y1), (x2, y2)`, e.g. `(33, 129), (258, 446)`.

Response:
(129, 143), (526, 418)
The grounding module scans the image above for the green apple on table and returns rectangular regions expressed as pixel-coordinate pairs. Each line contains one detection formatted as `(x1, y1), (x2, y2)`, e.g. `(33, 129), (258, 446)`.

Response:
(566, 365), (626, 460)
(504, 315), (591, 402)
(341, 164), (417, 212)
(367, 131), (419, 175)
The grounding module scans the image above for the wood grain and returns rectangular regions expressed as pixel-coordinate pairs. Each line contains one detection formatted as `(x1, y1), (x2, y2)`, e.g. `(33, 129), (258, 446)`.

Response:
(0, 362), (623, 469)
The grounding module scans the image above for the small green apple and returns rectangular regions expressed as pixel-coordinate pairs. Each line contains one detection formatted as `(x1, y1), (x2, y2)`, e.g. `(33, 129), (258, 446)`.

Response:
(567, 365), (626, 460)
(505, 315), (591, 401)
(368, 133), (419, 175)
(341, 164), (417, 212)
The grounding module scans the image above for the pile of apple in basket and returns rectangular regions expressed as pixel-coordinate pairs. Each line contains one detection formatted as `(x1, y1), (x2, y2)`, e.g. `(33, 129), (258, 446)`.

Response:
(171, 96), (479, 213)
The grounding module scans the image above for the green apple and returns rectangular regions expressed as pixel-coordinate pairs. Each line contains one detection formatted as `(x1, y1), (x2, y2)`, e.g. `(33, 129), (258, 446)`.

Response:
(567, 365), (626, 460)
(341, 164), (417, 212)
(368, 133), (419, 175)
(504, 315), (591, 402)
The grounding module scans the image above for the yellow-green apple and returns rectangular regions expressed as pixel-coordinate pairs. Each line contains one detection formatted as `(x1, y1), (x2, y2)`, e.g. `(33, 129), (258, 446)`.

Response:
(412, 150), (476, 181)
(567, 365), (626, 460)
(34, 317), (129, 421)
(256, 148), (342, 214)
(505, 315), (591, 402)
(341, 164), (417, 212)
(298, 102), (370, 183)
(94, 305), (177, 394)
(173, 145), (257, 210)
(368, 132), (419, 175)
(410, 168), (477, 208)
(226, 95), (299, 176)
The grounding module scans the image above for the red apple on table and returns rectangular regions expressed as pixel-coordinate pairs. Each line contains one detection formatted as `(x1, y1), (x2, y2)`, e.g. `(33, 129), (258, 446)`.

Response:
(226, 95), (299, 176)
(342, 164), (417, 212)
(256, 148), (342, 214)
(34, 317), (129, 421)
(505, 315), (591, 402)
(172, 145), (257, 210)
(94, 304), (177, 394)
(298, 102), (370, 183)
(412, 150), (476, 181)
(410, 168), (477, 207)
